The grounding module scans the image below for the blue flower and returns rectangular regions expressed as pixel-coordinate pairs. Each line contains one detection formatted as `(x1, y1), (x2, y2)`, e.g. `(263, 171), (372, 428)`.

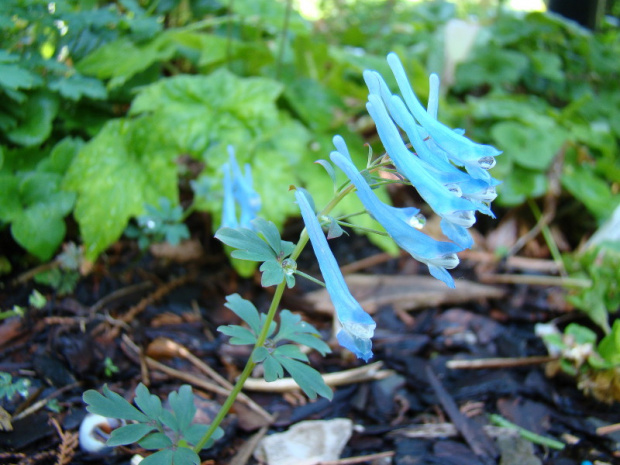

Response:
(330, 150), (463, 288)
(295, 189), (376, 361)
(362, 54), (501, 249)
(221, 146), (261, 229)
(384, 52), (501, 181)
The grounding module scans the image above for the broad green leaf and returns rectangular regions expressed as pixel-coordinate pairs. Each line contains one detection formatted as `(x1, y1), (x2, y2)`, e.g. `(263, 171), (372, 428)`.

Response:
(0, 174), (21, 221)
(134, 383), (163, 420)
(48, 74), (108, 101)
(598, 320), (620, 365)
(562, 166), (619, 222)
(11, 197), (73, 260)
(63, 117), (179, 260)
(83, 385), (148, 422)
(76, 35), (176, 88)
(277, 357), (333, 400)
(107, 423), (156, 447)
(6, 91), (59, 147)
(168, 385), (195, 432)
(491, 120), (567, 171)
(224, 294), (262, 334)
(0, 64), (42, 90)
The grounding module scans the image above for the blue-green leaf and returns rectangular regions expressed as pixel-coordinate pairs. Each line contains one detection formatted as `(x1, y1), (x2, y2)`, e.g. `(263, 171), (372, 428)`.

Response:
(107, 423), (156, 447)
(224, 294), (262, 334)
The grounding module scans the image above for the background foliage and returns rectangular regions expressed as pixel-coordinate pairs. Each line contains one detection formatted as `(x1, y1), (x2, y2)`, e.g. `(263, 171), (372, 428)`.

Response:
(0, 0), (618, 268)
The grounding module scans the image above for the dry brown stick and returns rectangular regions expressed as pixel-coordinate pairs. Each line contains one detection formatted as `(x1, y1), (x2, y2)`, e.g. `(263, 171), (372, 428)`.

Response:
(426, 365), (499, 461)
(479, 273), (591, 288)
(458, 250), (561, 273)
(154, 338), (272, 421)
(89, 281), (154, 314)
(95, 273), (194, 339)
(339, 251), (403, 275)
(121, 335), (273, 423)
(228, 425), (270, 465)
(318, 450), (395, 465)
(244, 361), (394, 392)
(447, 356), (558, 370)
(597, 423), (620, 436)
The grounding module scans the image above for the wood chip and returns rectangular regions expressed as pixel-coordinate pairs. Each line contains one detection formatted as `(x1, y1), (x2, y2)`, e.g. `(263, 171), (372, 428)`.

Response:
(304, 274), (504, 314)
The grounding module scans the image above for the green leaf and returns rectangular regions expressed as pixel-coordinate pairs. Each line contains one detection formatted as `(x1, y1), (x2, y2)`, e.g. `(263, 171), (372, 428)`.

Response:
(140, 449), (174, 465)
(252, 218), (290, 257)
(10, 192), (75, 260)
(83, 385), (148, 422)
(218, 325), (258, 345)
(6, 91), (59, 147)
(0, 64), (42, 90)
(224, 294), (262, 334)
(277, 357), (333, 400)
(598, 320), (620, 365)
(215, 227), (276, 262)
(48, 74), (107, 101)
(107, 423), (157, 447)
(63, 117), (179, 260)
(274, 310), (330, 356)
(262, 354), (284, 382)
(138, 432), (173, 450)
(252, 347), (270, 364)
(168, 384), (195, 433)
(259, 259), (285, 287)
(173, 447), (201, 465)
(565, 323), (597, 345)
(491, 120), (567, 171)
(134, 383), (163, 420)
(273, 344), (309, 362)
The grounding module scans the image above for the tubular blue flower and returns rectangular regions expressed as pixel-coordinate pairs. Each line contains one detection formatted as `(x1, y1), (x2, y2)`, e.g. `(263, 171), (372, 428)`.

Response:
(330, 150), (463, 288)
(384, 52), (501, 181)
(220, 146), (261, 229)
(295, 190), (376, 361)
(366, 94), (475, 227)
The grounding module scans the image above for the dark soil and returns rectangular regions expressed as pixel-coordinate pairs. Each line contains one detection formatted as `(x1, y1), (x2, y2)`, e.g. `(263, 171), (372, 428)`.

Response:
(0, 227), (618, 465)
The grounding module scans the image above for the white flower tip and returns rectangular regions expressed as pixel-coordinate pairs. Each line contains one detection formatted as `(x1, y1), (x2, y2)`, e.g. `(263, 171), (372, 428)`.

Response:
(79, 413), (120, 453)
(478, 156), (496, 170)
(429, 253), (460, 270)
(445, 210), (476, 228)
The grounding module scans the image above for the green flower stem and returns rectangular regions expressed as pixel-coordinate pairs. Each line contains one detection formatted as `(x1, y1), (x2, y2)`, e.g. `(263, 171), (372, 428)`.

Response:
(294, 270), (326, 287)
(335, 221), (389, 236)
(488, 414), (565, 450)
(193, 184), (355, 453)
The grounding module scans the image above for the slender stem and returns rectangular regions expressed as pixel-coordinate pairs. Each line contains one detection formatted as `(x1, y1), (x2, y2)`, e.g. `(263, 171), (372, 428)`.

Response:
(275, 0), (293, 79)
(336, 221), (389, 236)
(294, 270), (326, 287)
(194, 280), (287, 452)
(194, 184), (354, 453)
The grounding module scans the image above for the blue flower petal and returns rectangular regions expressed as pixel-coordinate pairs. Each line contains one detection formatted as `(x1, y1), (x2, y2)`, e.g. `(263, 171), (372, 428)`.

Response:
(295, 190), (376, 360)
(330, 150), (462, 288)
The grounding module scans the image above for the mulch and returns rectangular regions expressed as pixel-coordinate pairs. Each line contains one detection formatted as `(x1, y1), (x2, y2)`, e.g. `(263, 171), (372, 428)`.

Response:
(0, 226), (618, 465)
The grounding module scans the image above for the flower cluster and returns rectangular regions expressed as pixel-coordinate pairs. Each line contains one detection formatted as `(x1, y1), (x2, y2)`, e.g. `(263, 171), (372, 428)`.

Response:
(221, 146), (261, 229)
(296, 53), (500, 360)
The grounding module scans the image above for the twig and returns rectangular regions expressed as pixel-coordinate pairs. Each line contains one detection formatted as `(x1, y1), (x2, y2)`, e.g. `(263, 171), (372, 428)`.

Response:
(339, 252), (403, 275)
(89, 281), (153, 314)
(458, 250), (561, 274)
(447, 356), (558, 370)
(243, 361), (394, 392)
(318, 450), (395, 465)
(13, 383), (80, 421)
(479, 273), (591, 288)
(489, 414), (565, 450)
(597, 423), (620, 436)
(228, 425), (269, 465)
(392, 423), (517, 439)
(121, 335), (273, 424)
